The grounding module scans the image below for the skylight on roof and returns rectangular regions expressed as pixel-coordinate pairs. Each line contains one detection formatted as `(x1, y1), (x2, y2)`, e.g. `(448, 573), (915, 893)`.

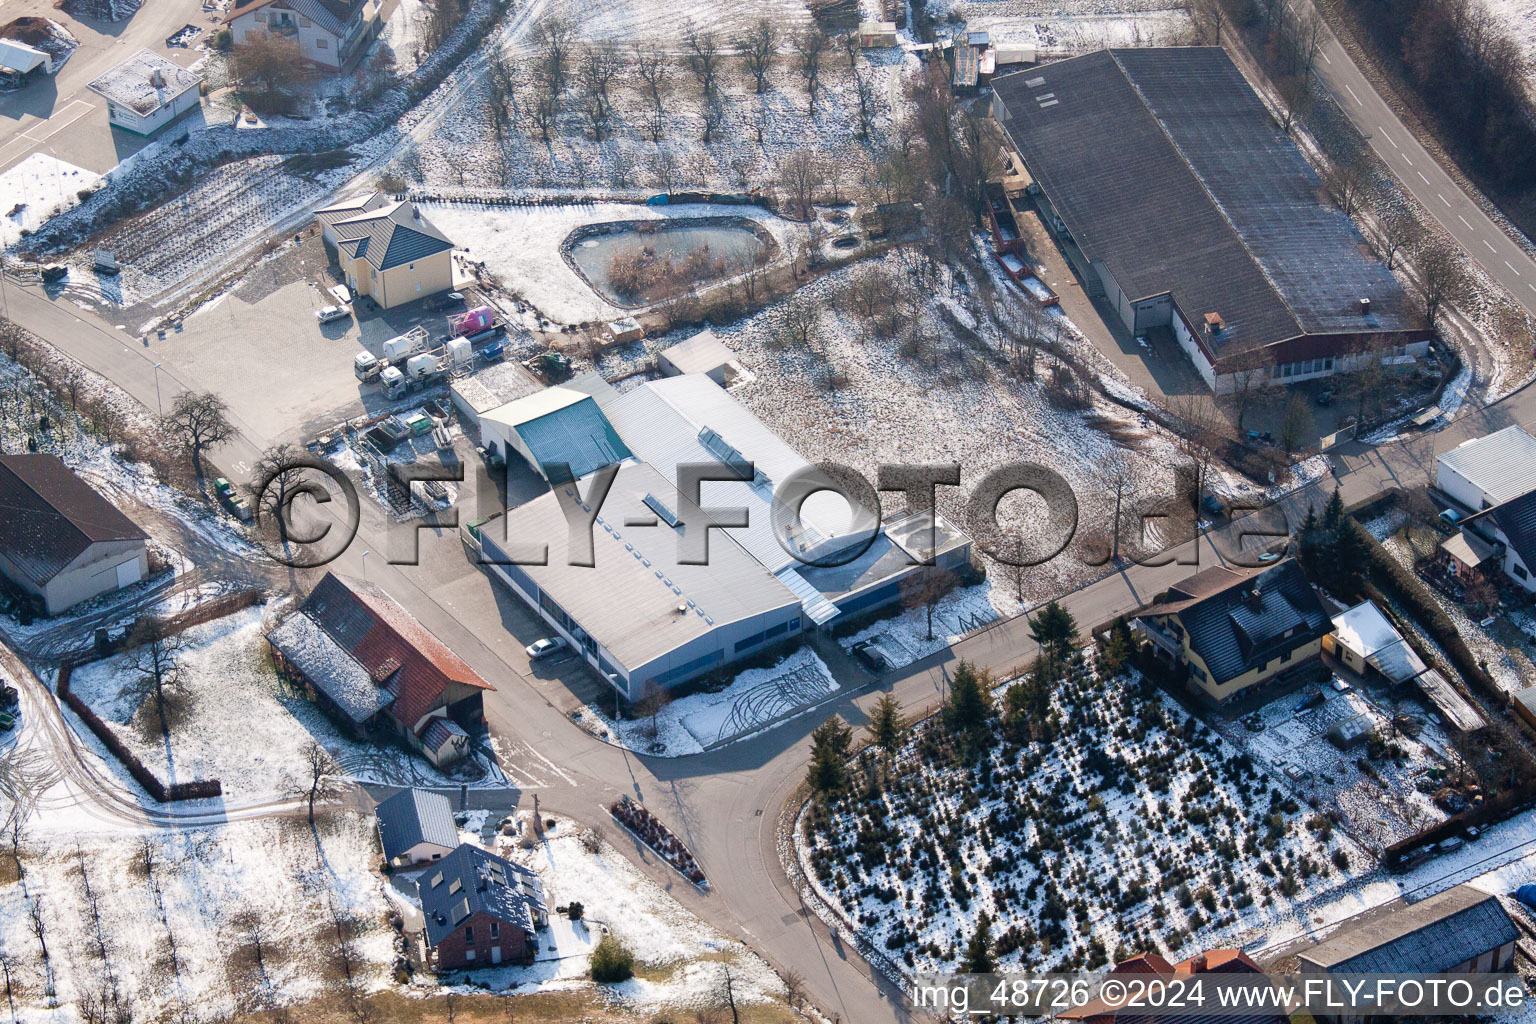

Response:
(643, 492), (681, 528)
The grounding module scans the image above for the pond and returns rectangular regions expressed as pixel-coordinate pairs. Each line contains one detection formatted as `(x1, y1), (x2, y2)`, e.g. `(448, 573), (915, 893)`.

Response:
(565, 219), (771, 308)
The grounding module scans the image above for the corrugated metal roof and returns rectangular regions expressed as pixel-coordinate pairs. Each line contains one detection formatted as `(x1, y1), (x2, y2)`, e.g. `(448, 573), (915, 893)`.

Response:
(483, 461), (799, 672)
(1437, 425), (1536, 505)
(0, 40), (48, 75)
(993, 48), (1422, 362)
(1299, 884), (1517, 973)
(375, 788), (457, 861)
(661, 330), (735, 376)
(484, 390), (632, 484)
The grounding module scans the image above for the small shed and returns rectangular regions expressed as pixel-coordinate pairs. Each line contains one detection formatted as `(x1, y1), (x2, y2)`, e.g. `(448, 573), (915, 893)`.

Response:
(859, 20), (897, 46)
(657, 329), (741, 386)
(376, 788), (458, 866)
(606, 316), (644, 344)
(87, 49), (202, 136)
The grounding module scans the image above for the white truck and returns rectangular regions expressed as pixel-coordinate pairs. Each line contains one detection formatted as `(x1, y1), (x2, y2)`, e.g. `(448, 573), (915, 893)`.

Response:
(354, 325), (431, 382)
(381, 337), (474, 399)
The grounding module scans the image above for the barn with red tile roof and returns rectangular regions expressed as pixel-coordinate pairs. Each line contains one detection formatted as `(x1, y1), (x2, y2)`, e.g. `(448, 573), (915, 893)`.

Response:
(266, 572), (491, 767)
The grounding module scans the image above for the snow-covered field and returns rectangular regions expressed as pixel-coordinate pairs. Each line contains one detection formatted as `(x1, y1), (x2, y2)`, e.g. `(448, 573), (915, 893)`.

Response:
(0, 152), (101, 249)
(426, 200), (806, 324)
(0, 812), (393, 1023)
(840, 582), (1004, 667)
(798, 656), (1372, 977)
(578, 645), (838, 756)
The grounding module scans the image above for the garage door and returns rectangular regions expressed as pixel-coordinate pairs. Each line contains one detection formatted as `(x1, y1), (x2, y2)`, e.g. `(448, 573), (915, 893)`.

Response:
(115, 559), (141, 589)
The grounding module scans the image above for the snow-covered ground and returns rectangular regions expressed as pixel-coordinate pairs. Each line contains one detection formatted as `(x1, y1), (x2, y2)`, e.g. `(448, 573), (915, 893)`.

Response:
(0, 812), (393, 1023)
(577, 645), (839, 756)
(798, 656), (1374, 978)
(0, 152), (101, 249)
(426, 200), (805, 324)
(840, 582), (1004, 667)
(64, 604), (516, 799)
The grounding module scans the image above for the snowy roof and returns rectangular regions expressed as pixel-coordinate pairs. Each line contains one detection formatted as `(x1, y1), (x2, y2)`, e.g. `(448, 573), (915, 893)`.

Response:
(451, 361), (541, 417)
(227, 0), (361, 36)
(0, 454), (146, 587)
(659, 329), (736, 377)
(604, 374), (855, 573)
(483, 389), (632, 484)
(0, 39), (49, 75)
(87, 50), (201, 115)
(314, 190), (389, 227)
(1437, 425), (1536, 504)
(1330, 601), (1426, 683)
(481, 461), (800, 673)
(270, 573), (492, 730)
(375, 788), (457, 861)
(420, 717), (467, 752)
(419, 844), (546, 948)
(266, 612), (391, 723)
(1415, 669), (1485, 732)
(1298, 884), (1517, 973)
(1464, 487), (1536, 573)
(331, 201), (454, 272)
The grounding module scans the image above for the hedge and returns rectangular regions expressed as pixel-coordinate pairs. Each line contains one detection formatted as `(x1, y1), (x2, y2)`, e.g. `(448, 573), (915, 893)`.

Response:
(52, 589), (264, 803)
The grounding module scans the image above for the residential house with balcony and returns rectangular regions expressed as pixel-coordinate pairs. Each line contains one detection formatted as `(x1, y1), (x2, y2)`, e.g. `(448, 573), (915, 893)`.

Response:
(1132, 559), (1330, 703)
(226, 0), (385, 72)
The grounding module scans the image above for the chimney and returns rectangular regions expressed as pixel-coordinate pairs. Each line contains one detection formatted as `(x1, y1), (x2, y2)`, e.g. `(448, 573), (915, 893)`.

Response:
(1189, 954), (1208, 974)
(1359, 296), (1372, 316)
(1203, 312), (1224, 335)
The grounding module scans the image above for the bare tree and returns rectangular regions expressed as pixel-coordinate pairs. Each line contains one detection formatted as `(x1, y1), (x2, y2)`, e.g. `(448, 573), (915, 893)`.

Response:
(793, 25), (830, 111)
(737, 19), (779, 93)
(777, 150), (825, 219)
(1322, 150), (1371, 217)
(684, 25), (723, 97)
(1192, 0), (1226, 43)
(531, 15), (575, 95)
(853, 72), (879, 138)
(486, 52), (518, 139)
(228, 35), (315, 115)
(127, 618), (186, 740)
(701, 94), (726, 144)
(1225, 365), (1268, 432)
(298, 739), (333, 825)
(633, 42), (668, 117)
(1166, 393), (1225, 523)
(1276, 74), (1310, 134)
(581, 48), (620, 116)
(164, 391), (235, 482)
(901, 565), (959, 641)
(1279, 392), (1313, 454)
(1416, 236), (1464, 323)
(1098, 449), (1141, 563)
(1375, 204), (1421, 271)
(779, 297), (821, 349)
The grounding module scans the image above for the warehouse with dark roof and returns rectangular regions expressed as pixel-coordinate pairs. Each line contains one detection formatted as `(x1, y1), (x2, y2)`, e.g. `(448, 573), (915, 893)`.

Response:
(0, 454), (148, 616)
(992, 48), (1432, 392)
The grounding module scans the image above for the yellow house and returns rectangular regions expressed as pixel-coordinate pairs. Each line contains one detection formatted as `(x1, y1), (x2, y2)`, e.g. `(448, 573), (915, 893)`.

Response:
(314, 197), (455, 309)
(1133, 559), (1330, 703)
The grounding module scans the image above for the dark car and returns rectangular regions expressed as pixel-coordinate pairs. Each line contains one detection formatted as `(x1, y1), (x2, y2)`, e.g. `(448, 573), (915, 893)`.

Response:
(851, 639), (889, 672)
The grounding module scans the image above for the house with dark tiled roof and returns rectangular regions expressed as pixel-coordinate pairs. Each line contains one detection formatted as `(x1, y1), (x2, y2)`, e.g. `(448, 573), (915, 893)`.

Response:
(1132, 558), (1330, 702)
(1060, 948), (1284, 1024)
(418, 844), (547, 969)
(312, 197), (456, 309)
(376, 787), (458, 866)
(0, 454), (148, 616)
(266, 573), (491, 766)
(226, 0), (384, 71)
(1297, 884), (1516, 1022)
(1459, 486), (1536, 594)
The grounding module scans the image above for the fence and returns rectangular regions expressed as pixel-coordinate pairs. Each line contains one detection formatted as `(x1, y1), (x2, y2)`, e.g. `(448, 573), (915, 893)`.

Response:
(54, 589), (264, 803)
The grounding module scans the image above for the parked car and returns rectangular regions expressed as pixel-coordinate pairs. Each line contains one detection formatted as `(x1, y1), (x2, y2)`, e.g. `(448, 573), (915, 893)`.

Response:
(314, 305), (351, 324)
(0, 712), (14, 732)
(428, 291), (467, 311)
(525, 637), (568, 660)
(851, 639), (890, 672)
(1315, 390), (1334, 406)
(0, 683), (16, 708)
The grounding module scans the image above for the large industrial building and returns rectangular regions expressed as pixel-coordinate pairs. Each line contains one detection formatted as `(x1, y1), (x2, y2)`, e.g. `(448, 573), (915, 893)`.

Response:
(465, 373), (971, 700)
(993, 48), (1432, 393)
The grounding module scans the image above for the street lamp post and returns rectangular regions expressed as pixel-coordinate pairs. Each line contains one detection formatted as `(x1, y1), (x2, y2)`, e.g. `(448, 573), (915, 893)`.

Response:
(152, 363), (163, 418)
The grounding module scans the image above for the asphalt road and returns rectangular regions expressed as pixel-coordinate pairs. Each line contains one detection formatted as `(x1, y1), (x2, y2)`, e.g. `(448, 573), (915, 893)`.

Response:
(1302, 2), (1536, 321)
